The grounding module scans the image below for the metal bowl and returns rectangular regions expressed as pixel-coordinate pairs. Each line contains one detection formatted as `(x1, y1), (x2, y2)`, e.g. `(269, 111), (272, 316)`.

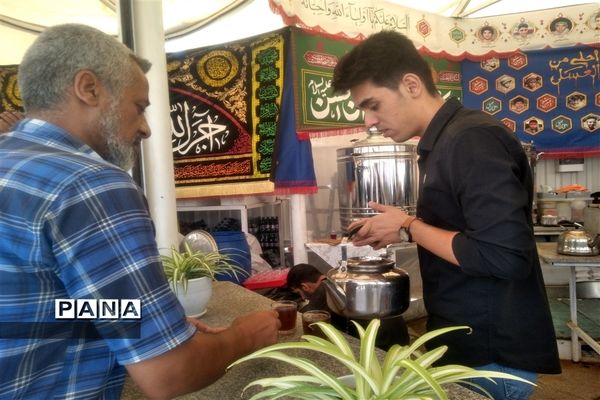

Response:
(577, 281), (600, 298)
(539, 215), (558, 226)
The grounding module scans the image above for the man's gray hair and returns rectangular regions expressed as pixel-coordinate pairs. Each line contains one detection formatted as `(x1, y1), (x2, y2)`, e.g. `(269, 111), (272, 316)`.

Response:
(18, 23), (151, 112)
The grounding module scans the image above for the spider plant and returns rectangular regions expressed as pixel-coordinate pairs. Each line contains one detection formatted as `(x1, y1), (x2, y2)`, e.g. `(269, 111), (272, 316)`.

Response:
(229, 319), (533, 399)
(161, 242), (248, 294)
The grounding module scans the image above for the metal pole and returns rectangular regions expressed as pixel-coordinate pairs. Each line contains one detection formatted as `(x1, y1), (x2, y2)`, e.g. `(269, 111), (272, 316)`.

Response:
(117, 0), (144, 190)
(125, 0), (180, 253)
(291, 194), (308, 264)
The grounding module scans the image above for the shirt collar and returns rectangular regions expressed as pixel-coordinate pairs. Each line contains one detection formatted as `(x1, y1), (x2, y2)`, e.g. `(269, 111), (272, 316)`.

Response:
(417, 97), (463, 154)
(16, 118), (104, 162)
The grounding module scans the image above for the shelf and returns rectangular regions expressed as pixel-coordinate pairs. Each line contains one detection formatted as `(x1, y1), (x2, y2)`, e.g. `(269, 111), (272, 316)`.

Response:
(176, 200), (285, 267)
(176, 200), (281, 233)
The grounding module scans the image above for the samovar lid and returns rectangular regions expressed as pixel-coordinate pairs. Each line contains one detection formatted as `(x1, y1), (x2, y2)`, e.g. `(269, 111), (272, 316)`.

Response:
(352, 127), (395, 147)
(346, 256), (395, 273)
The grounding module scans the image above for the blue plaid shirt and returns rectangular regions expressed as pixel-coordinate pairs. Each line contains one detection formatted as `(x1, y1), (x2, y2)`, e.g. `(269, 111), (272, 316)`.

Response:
(0, 119), (195, 399)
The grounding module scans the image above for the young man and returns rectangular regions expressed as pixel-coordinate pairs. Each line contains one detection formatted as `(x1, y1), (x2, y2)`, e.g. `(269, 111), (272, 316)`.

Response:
(286, 263), (328, 312)
(333, 30), (560, 399)
(0, 24), (279, 399)
(287, 263), (409, 350)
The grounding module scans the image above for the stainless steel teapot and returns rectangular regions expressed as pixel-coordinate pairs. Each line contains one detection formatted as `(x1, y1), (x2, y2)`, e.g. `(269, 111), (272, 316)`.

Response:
(322, 256), (410, 319)
(557, 229), (600, 256)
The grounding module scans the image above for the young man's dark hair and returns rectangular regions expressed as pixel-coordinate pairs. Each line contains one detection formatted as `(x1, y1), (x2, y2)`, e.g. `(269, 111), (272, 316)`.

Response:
(332, 30), (437, 96)
(286, 263), (323, 289)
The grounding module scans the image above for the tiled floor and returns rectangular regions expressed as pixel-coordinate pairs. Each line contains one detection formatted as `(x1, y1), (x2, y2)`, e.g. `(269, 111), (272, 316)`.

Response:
(534, 297), (600, 399)
(548, 297), (600, 341)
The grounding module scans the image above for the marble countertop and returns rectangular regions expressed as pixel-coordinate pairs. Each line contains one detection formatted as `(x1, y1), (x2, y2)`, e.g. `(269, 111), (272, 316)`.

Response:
(304, 241), (388, 269)
(537, 242), (600, 266)
(121, 281), (485, 400)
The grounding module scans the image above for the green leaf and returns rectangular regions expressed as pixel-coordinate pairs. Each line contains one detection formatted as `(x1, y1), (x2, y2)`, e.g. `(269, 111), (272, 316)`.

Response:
(413, 346), (448, 369)
(231, 341), (379, 392)
(242, 352), (356, 400)
(160, 243), (247, 294)
(393, 326), (470, 364)
(394, 359), (447, 399)
(355, 319), (382, 397)
(313, 321), (356, 358)
(231, 322), (533, 400)
(243, 375), (346, 400)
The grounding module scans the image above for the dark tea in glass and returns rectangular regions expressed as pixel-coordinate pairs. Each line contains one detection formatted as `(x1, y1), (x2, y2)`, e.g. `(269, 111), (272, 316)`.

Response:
(302, 310), (331, 338)
(272, 300), (297, 334)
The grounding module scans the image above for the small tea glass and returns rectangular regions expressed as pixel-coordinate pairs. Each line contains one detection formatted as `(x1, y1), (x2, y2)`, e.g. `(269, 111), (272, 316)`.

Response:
(302, 310), (331, 339)
(271, 300), (298, 334)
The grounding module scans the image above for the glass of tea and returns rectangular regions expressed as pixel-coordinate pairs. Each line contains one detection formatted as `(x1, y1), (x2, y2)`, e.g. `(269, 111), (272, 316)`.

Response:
(272, 300), (298, 334)
(301, 310), (331, 339)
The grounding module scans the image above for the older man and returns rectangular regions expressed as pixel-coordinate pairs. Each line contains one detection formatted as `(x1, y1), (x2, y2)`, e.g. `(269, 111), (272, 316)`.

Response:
(0, 24), (278, 399)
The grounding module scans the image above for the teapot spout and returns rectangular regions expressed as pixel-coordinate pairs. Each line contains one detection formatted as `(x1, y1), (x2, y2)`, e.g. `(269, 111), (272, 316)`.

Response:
(323, 279), (346, 314)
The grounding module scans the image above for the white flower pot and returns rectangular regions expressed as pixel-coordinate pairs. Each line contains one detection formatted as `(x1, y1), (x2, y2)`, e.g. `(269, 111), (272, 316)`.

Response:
(173, 276), (213, 317)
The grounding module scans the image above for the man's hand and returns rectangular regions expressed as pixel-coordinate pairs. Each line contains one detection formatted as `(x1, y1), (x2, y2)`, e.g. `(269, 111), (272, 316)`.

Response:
(126, 309), (280, 399)
(347, 202), (412, 249)
(350, 202), (460, 265)
(186, 317), (226, 334)
(229, 310), (281, 352)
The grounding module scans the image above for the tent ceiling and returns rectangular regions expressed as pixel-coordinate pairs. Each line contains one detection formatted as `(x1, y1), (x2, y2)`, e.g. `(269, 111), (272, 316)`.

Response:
(0, 0), (595, 63)
(0, 0), (592, 35)
(389, 0), (594, 18)
(0, 0), (248, 38)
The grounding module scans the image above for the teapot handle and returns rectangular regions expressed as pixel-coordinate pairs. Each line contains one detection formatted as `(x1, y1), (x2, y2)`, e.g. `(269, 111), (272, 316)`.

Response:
(589, 234), (600, 250)
(338, 236), (352, 273)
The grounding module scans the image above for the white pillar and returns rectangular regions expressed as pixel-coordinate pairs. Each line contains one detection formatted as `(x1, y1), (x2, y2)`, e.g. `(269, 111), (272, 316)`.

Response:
(130, 0), (180, 254)
(290, 194), (308, 264)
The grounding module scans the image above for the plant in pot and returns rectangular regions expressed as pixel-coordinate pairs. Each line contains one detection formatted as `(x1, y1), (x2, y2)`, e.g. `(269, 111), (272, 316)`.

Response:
(229, 319), (533, 399)
(161, 242), (249, 317)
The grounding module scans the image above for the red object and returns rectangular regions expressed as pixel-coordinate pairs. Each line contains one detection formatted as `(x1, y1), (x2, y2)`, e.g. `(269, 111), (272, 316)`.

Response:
(243, 267), (290, 290)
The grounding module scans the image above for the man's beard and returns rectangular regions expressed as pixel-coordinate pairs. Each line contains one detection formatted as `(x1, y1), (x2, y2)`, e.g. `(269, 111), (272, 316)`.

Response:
(99, 101), (138, 171)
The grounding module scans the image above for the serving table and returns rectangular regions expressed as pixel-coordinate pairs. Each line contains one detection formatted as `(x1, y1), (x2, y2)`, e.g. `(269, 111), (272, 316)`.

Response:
(537, 242), (600, 362)
(121, 281), (484, 399)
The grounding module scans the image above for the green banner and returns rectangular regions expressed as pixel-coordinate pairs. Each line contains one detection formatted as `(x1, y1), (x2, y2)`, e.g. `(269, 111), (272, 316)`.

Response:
(428, 57), (463, 102)
(291, 27), (462, 139)
(291, 28), (360, 138)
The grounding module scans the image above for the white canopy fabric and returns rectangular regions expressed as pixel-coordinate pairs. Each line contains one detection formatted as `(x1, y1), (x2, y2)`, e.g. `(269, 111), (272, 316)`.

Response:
(270, 0), (599, 59)
(1, 0), (596, 64)
(385, 0), (597, 18)
(0, 0), (262, 64)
